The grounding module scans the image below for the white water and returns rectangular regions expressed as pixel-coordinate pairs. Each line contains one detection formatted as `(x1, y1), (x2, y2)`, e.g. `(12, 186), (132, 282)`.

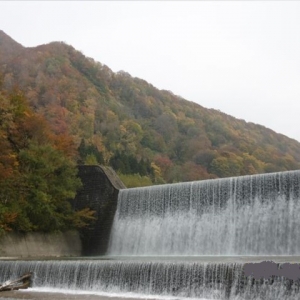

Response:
(28, 289), (214, 300)
(0, 260), (238, 299)
(0, 260), (299, 300)
(108, 171), (300, 256)
(26, 287), (212, 300)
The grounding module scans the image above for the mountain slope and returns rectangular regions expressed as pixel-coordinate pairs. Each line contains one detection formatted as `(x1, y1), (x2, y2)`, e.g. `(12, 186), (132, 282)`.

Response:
(0, 30), (24, 63)
(1, 30), (300, 184)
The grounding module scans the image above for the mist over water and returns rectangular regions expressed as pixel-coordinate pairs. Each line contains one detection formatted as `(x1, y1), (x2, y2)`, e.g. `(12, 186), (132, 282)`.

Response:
(108, 171), (300, 256)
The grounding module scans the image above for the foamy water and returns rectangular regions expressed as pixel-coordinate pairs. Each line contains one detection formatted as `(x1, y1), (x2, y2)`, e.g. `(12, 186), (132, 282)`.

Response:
(108, 171), (300, 256)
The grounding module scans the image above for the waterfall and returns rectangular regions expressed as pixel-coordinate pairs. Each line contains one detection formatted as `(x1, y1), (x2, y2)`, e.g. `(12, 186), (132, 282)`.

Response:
(108, 171), (300, 255)
(0, 260), (299, 300)
(2, 170), (300, 299)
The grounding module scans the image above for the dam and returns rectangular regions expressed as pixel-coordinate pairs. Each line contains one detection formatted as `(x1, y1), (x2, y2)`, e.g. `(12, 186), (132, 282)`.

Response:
(1, 168), (300, 299)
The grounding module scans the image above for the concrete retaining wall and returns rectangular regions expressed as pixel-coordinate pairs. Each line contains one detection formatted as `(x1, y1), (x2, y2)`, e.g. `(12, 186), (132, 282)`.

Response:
(0, 231), (81, 257)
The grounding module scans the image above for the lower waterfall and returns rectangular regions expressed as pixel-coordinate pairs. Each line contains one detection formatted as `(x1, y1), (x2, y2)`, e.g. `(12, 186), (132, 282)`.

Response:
(0, 260), (299, 300)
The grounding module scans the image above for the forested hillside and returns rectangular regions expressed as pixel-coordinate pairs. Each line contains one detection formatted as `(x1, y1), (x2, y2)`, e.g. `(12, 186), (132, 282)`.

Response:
(0, 85), (94, 234)
(1, 30), (300, 188)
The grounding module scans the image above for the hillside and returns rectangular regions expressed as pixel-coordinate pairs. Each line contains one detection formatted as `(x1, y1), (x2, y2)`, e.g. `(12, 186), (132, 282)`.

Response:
(1, 30), (300, 185)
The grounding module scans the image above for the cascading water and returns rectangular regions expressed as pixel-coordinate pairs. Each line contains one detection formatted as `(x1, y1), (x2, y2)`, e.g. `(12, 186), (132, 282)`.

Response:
(0, 260), (299, 300)
(108, 171), (300, 256)
(2, 170), (300, 299)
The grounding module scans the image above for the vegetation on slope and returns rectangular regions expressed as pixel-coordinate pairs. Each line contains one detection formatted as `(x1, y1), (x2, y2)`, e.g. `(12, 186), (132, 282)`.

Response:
(0, 84), (94, 235)
(1, 30), (300, 191)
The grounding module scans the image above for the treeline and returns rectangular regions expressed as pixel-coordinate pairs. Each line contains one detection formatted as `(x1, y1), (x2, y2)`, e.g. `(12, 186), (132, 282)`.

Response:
(0, 85), (94, 235)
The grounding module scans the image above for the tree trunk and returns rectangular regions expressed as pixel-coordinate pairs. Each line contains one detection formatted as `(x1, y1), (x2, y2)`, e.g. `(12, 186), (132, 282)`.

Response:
(0, 272), (32, 291)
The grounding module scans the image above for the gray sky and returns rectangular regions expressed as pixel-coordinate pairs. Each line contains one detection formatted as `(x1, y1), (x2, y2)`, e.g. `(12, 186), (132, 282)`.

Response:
(1, 1), (300, 142)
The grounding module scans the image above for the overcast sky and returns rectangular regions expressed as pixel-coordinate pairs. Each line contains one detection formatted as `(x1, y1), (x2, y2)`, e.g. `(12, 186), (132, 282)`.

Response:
(1, 1), (300, 142)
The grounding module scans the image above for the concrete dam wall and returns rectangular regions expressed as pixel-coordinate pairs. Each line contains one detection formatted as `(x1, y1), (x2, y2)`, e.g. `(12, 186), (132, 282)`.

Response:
(72, 165), (126, 256)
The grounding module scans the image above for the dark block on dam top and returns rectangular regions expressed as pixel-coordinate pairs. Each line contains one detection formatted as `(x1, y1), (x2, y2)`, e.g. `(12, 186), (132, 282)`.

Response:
(72, 165), (126, 256)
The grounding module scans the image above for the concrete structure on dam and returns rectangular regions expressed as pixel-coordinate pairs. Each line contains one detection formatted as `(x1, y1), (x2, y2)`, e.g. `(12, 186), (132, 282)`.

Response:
(72, 165), (126, 256)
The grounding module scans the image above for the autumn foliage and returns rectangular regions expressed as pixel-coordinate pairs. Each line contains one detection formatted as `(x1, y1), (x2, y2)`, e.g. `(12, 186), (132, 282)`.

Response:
(1, 29), (300, 192)
(0, 86), (94, 234)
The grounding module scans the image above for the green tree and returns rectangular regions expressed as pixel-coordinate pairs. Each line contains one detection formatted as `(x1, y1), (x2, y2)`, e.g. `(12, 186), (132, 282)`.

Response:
(18, 142), (82, 231)
(0, 88), (94, 233)
(209, 154), (242, 178)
